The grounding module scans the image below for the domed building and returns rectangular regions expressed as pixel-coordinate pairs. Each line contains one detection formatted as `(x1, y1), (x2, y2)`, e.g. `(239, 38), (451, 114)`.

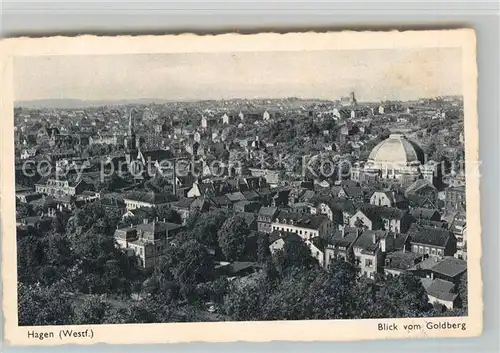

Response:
(352, 134), (435, 186)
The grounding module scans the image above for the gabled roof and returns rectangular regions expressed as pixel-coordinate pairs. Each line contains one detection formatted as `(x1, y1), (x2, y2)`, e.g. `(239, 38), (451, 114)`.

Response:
(421, 278), (458, 302)
(313, 196), (357, 214)
(269, 230), (303, 245)
(405, 179), (436, 196)
(309, 237), (328, 252)
(407, 194), (438, 208)
(124, 191), (177, 204)
(343, 185), (365, 199)
(409, 225), (452, 248)
(376, 206), (408, 220)
(140, 149), (174, 161)
(238, 212), (257, 228)
(174, 197), (194, 209)
(258, 206), (278, 218)
(353, 230), (387, 253)
(358, 204), (407, 220)
(354, 206), (380, 223)
(430, 257), (467, 278)
(210, 195), (232, 207)
(241, 190), (260, 200)
(226, 192), (246, 202)
(327, 227), (359, 249)
(127, 207), (150, 219)
(136, 221), (183, 234)
(385, 251), (422, 271)
(411, 208), (440, 220)
(274, 210), (329, 230)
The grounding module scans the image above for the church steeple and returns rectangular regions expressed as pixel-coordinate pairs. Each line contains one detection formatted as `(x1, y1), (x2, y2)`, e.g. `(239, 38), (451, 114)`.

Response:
(127, 108), (138, 151)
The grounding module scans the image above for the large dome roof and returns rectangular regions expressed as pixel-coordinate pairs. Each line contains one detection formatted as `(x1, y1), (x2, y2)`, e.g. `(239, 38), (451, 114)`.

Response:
(368, 134), (424, 165)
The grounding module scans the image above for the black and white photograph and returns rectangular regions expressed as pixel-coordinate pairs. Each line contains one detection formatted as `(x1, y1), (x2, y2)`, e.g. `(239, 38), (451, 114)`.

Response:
(1, 30), (481, 345)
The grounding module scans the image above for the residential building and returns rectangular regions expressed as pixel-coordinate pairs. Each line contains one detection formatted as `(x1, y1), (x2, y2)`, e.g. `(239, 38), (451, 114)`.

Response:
(114, 220), (184, 269)
(268, 230), (302, 254)
(352, 230), (388, 279)
(409, 225), (457, 259)
(171, 197), (210, 224)
(349, 208), (383, 230)
(35, 178), (92, 197)
(428, 257), (467, 284)
(444, 186), (466, 214)
(376, 206), (413, 233)
(450, 213), (467, 260)
(369, 190), (408, 209)
(305, 237), (328, 267)
(257, 206), (278, 234)
(123, 191), (177, 210)
(324, 227), (360, 267)
(410, 208), (441, 222)
(383, 250), (423, 277)
(270, 210), (332, 240)
(421, 277), (459, 310)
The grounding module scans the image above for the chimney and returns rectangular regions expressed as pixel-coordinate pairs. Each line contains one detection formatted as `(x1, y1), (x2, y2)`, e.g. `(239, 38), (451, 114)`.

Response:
(341, 228), (345, 238)
(380, 238), (386, 252)
(372, 233), (376, 244)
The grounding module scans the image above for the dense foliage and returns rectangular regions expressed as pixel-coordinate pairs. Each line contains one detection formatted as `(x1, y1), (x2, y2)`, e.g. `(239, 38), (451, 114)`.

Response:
(17, 200), (467, 326)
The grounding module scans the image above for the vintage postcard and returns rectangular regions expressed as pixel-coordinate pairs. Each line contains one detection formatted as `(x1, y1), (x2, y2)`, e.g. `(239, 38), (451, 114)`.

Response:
(0, 30), (481, 346)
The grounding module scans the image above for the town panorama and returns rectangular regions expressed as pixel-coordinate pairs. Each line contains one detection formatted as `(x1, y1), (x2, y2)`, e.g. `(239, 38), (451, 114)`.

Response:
(14, 93), (468, 325)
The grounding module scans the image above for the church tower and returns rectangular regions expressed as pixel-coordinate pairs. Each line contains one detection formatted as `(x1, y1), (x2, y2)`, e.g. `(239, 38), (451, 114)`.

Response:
(125, 108), (140, 151)
(125, 108), (141, 169)
(349, 91), (357, 106)
(128, 109), (136, 149)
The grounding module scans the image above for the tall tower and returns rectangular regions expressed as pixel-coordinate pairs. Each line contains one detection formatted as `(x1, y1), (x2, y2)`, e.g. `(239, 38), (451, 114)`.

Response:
(127, 109), (138, 150)
(349, 92), (357, 106)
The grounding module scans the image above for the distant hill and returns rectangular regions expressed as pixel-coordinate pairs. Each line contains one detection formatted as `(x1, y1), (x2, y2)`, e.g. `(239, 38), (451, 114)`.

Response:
(15, 97), (339, 110)
(15, 98), (176, 109)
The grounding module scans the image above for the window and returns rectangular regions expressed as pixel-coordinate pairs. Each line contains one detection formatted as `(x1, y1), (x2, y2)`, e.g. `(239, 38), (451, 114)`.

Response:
(425, 247), (430, 254)
(365, 259), (373, 268)
(419, 246), (424, 254)
(431, 248), (436, 255)
(437, 249), (443, 256)
(412, 245), (418, 253)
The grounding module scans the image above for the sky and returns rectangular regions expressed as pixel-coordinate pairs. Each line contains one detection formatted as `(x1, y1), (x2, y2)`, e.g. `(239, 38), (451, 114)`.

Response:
(14, 48), (462, 102)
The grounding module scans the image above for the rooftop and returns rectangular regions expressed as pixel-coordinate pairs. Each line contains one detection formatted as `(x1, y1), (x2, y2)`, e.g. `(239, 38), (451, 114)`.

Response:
(259, 206), (278, 218)
(128, 221), (184, 234)
(353, 230), (388, 253)
(124, 191), (177, 204)
(409, 225), (452, 248)
(274, 210), (329, 230)
(422, 278), (458, 302)
(328, 227), (359, 249)
(385, 251), (422, 271)
(410, 208), (440, 220)
(430, 257), (467, 278)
